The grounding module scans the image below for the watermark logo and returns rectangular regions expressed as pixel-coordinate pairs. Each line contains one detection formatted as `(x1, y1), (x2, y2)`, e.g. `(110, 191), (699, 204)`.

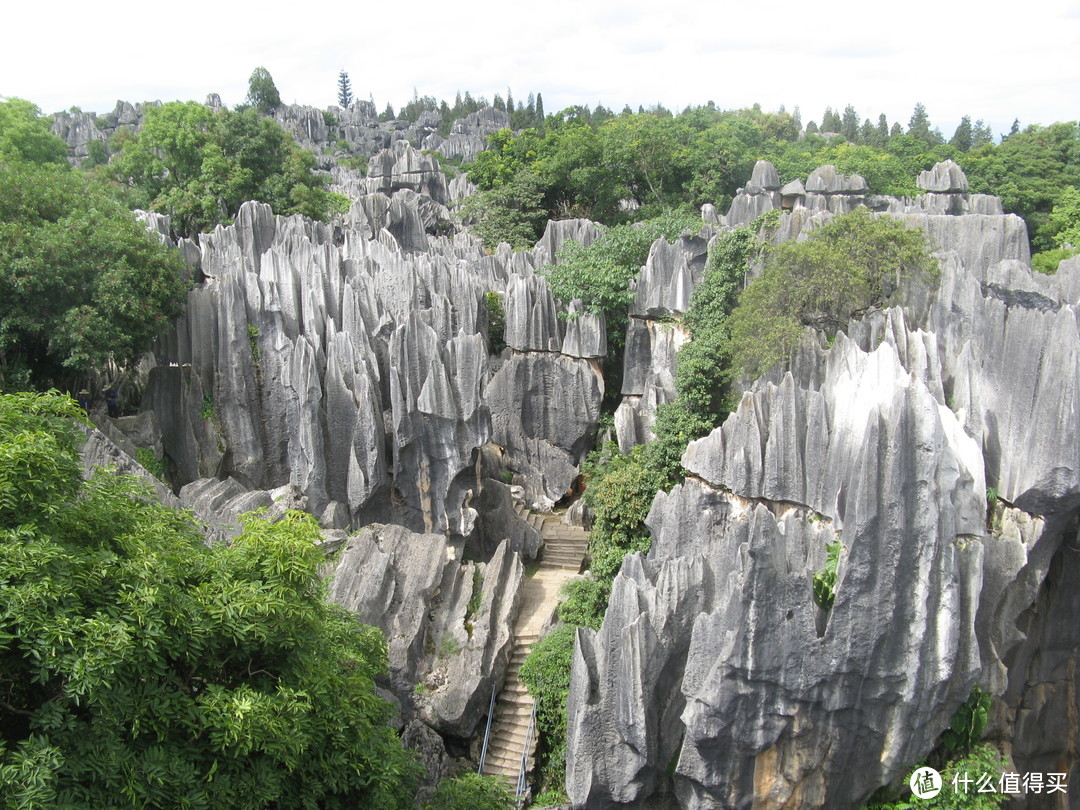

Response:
(910, 766), (943, 799)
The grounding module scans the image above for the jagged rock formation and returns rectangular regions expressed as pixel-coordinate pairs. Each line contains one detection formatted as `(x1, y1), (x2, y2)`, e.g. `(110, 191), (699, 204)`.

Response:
(566, 163), (1079, 808)
(618, 160), (1030, 456)
(423, 107), (510, 163)
(50, 96), (505, 174)
(325, 524), (523, 738)
(614, 228), (712, 452)
(131, 150), (604, 532)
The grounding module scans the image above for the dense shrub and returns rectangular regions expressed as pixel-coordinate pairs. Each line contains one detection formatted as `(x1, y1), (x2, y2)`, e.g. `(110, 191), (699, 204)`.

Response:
(726, 208), (938, 379)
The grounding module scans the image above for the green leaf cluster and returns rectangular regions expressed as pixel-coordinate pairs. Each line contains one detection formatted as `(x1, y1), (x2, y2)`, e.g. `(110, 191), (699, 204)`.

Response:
(726, 208), (938, 380)
(109, 102), (338, 237)
(0, 156), (189, 384)
(940, 688), (991, 755)
(812, 541), (842, 610)
(867, 745), (1007, 810)
(518, 623), (576, 800)
(0, 392), (421, 808)
(542, 211), (699, 347)
(422, 772), (515, 810)
(0, 100), (68, 166)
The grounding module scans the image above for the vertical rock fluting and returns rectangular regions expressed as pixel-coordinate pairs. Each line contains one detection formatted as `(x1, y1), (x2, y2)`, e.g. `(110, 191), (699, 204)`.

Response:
(566, 163), (1079, 808)
(143, 186), (606, 535)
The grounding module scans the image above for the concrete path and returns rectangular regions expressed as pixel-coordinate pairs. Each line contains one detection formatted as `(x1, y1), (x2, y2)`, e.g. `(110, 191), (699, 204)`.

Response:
(480, 510), (589, 790)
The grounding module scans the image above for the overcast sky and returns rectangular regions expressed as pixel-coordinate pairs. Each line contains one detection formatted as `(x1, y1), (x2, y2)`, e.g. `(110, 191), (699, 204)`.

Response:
(5, 0), (1079, 139)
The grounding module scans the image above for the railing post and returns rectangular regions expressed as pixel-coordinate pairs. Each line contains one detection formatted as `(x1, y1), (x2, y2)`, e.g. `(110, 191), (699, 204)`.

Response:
(478, 683), (498, 774)
(515, 702), (537, 804)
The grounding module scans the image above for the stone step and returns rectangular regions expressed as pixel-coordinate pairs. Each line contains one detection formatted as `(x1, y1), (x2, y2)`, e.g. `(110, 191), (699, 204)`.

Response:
(495, 695), (534, 709)
(483, 749), (531, 771)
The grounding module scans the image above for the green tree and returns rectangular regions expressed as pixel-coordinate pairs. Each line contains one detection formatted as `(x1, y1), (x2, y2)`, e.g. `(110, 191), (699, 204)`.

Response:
(0, 100), (68, 165)
(0, 391), (421, 809)
(246, 67), (282, 116)
(337, 70), (353, 108)
(841, 105), (859, 142)
(962, 121), (1080, 252)
(1049, 185), (1080, 247)
(726, 208), (938, 379)
(907, 102), (943, 147)
(950, 116), (974, 152)
(110, 102), (336, 237)
(0, 161), (188, 385)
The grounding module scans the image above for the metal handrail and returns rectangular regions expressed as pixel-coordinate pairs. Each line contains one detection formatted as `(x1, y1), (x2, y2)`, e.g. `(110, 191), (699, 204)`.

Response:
(477, 683), (498, 774)
(515, 702), (537, 802)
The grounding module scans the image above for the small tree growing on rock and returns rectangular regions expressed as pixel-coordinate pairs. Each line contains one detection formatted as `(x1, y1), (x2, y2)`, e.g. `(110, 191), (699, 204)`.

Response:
(246, 67), (281, 116)
(337, 70), (353, 108)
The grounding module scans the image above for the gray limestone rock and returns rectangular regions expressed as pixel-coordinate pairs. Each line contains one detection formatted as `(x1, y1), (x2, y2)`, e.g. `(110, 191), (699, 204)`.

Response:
(535, 218), (603, 265)
(567, 162), (1080, 808)
(504, 274), (562, 352)
(750, 159), (781, 190)
(367, 141), (450, 206)
(630, 232), (710, 319)
(918, 159), (969, 193)
(560, 300), (607, 359)
(423, 539), (523, 736)
(569, 333), (987, 808)
(486, 353), (604, 507)
(805, 164), (869, 194)
(327, 526), (522, 737)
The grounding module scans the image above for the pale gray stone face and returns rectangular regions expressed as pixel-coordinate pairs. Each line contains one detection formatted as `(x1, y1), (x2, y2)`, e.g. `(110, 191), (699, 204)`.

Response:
(567, 163), (1080, 808)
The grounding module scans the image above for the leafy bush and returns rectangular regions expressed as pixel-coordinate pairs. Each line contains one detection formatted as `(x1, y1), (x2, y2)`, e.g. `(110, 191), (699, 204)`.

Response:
(867, 745), (1007, 809)
(556, 577), (608, 630)
(726, 208), (938, 380)
(519, 624), (577, 800)
(0, 391), (421, 808)
(424, 772), (515, 810)
(0, 159), (188, 383)
(940, 688), (991, 755)
(459, 172), (548, 250)
(109, 102), (338, 237)
(583, 443), (670, 582)
(1031, 246), (1080, 274)
(542, 211), (699, 335)
(485, 291), (506, 354)
(812, 541), (843, 610)
(133, 446), (166, 480)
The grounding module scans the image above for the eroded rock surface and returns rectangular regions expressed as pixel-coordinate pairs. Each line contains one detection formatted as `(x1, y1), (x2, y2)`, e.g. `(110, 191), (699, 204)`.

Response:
(567, 163), (1080, 808)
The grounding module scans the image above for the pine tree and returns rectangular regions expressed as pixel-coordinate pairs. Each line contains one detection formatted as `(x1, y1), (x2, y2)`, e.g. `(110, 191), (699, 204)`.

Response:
(972, 119), (993, 148)
(907, 102), (941, 145)
(890, 122), (903, 137)
(859, 118), (874, 144)
(493, 93), (505, 112)
(877, 113), (889, 141)
(337, 70), (353, 108)
(792, 105), (802, 130)
(841, 105), (859, 141)
(950, 115), (973, 151)
(535, 92), (545, 122)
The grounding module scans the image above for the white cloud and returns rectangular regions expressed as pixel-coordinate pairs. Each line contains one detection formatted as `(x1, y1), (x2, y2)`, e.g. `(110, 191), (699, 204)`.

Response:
(3, 0), (1078, 138)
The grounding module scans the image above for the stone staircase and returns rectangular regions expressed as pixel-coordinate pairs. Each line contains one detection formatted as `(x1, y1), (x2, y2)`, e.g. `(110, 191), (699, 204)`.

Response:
(480, 507), (590, 793)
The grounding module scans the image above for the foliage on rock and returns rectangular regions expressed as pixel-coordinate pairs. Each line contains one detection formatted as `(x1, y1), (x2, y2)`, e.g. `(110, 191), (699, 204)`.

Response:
(727, 208), (938, 380)
(0, 392), (421, 809)
(109, 101), (337, 237)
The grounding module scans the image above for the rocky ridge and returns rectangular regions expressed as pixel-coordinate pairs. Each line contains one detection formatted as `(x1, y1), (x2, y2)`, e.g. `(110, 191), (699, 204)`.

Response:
(569, 162), (1079, 808)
